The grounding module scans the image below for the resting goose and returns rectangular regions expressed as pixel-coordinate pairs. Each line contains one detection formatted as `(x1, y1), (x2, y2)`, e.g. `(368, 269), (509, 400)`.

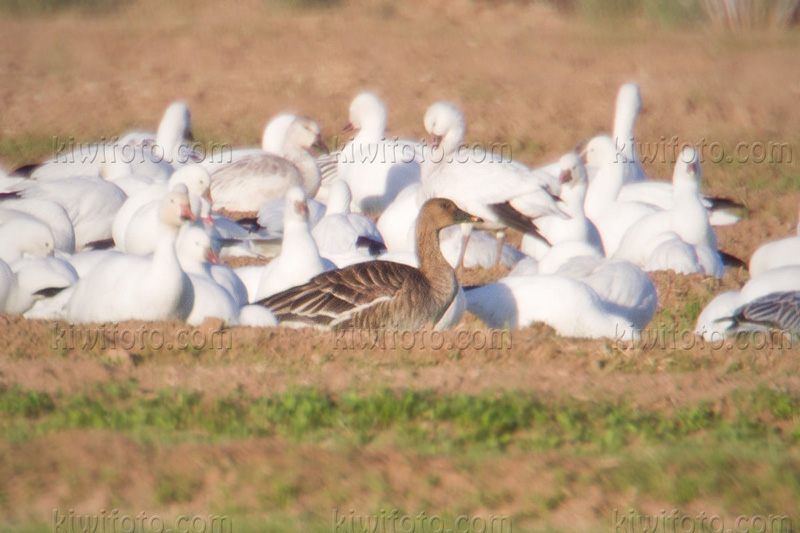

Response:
(66, 188), (195, 323)
(0, 209), (56, 263)
(748, 206), (800, 276)
(257, 198), (479, 330)
(0, 199), (76, 254)
(613, 146), (723, 277)
(252, 186), (335, 301)
(209, 116), (326, 212)
(695, 266), (800, 339)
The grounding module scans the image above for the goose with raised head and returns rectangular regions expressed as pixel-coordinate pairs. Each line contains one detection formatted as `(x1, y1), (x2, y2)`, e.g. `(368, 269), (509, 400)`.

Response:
(312, 180), (385, 267)
(254, 187), (335, 301)
(257, 198), (480, 330)
(209, 116), (326, 212)
(612, 83), (646, 184)
(521, 152), (604, 259)
(336, 92), (422, 213)
(66, 188), (196, 323)
(581, 135), (659, 256)
(28, 101), (194, 182)
(614, 146), (723, 277)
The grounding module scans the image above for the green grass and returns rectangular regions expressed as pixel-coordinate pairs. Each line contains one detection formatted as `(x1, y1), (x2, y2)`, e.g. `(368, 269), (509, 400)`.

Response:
(2, 383), (799, 453)
(0, 0), (122, 16)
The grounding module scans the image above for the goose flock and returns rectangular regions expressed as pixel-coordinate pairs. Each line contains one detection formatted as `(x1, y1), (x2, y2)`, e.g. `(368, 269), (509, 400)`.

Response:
(0, 85), (796, 341)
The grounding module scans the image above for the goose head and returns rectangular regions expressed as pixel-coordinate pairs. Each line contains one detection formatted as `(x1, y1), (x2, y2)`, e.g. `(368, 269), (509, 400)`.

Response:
(343, 92), (386, 139)
(417, 198), (481, 234)
(557, 152), (589, 209)
(261, 113), (298, 154)
(326, 180), (352, 216)
(156, 101), (193, 162)
(672, 146), (702, 191)
(577, 135), (619, 170)
(284, 186), (310, 224)
(424, 102), (465, 154)
(0, 217), (55, 262)
(177, 225), (218, 268)
(169, 164), (212, 203)
(160, 185), (195, 229)
(284, 116), (328, 155)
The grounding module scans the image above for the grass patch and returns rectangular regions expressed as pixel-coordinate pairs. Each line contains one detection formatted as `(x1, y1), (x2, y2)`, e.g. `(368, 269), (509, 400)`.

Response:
(2, 384), (800, 453)
(0, 0), (123, 16)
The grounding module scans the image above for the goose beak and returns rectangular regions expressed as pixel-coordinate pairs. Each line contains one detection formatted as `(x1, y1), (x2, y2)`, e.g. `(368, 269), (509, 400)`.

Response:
(206, 249), (219, 263)
(342, 122), (355, 132)
(180, 204), (196, 221)
(295, 200), (309, 217)
(202, 214), (214, 225)
(431, 135), (443, 149)
(558, 169), (573, 184)
(455, 208), (482, 224)
(312, 135), (330, 155)
(574, 139), (590, 164)
(185, 130), (195, 143)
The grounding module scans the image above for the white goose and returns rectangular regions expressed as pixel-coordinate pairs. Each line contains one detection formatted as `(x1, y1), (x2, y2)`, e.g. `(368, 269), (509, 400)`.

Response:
(465, 275), (640, 340)
(336, 92), (422, 213)
(0, 209), (56, 263)
(253, 187), (335, 301)
(613, 147), (723, 277)
(29, 101), (194, 182)
(521, 152), (604, 259)
(5, 176), (127, 250)
(696, 265), (800, 340)
(119, 166), (212, 255)
(581, 135), (659, 256)
(0, 199), (75, 254)
(312, 181), (385, 267)
(612, 83), (647, 184)
(748, 206), (800, 276)
(66, 188), (196, 323)
(209, 116), (326, 212)
(0, 256), (77, 316)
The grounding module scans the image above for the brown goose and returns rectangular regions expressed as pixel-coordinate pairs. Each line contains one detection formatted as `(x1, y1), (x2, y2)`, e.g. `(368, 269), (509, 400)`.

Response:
(257, 198), (480, 330)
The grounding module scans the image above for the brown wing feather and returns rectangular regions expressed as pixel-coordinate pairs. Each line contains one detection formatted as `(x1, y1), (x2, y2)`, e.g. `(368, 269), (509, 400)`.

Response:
(256, 261), (430, 329)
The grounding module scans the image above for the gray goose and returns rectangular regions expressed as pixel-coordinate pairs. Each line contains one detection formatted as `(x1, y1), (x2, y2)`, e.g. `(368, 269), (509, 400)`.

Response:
(257, 198), (479, 330)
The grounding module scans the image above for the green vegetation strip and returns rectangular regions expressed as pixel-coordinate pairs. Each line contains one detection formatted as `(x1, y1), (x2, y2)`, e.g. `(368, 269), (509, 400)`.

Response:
(1, 383), (799, 452)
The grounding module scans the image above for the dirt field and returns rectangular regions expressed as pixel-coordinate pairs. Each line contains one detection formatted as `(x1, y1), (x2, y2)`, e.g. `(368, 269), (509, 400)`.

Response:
(2, 1), (800, 532)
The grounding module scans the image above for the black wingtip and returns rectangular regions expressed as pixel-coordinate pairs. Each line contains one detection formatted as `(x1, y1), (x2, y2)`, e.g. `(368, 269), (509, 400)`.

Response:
(9, 163), (40, 178)
(487, 202), (551, 245)
(707, 196), (746, 212)
(34, 286), (67, 298)
(84, 238), (116, 251)
(0, 191), (22, 201)
(355, 236), (387, 257)
(720, 251), (748, 270)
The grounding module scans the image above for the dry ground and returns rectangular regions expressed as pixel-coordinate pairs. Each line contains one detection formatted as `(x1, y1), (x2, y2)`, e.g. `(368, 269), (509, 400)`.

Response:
(1, 1), (800, 531)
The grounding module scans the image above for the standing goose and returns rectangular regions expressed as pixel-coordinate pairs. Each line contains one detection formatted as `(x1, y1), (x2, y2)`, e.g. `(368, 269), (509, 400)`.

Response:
(336, 92), (422, 213)
(257, 198), (480, 330)
(209, 116), (326, 212)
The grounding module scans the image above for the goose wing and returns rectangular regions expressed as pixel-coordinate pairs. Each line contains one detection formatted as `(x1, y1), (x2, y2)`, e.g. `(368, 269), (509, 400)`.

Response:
(257, 260), (423, 329)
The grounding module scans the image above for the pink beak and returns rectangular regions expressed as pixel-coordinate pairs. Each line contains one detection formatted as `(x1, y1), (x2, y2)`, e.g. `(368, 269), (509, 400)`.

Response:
(207, 249), (219, 263)
(181, 204), (196, 222)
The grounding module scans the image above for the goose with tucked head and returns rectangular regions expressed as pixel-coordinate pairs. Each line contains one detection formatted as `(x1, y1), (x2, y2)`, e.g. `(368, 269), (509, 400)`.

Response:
(257, 198), (480, 330)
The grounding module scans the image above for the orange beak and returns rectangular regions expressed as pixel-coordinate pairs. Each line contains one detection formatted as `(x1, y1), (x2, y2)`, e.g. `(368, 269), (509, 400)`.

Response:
(180, 204), (196, 221)
(206, 249), (219, 263)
